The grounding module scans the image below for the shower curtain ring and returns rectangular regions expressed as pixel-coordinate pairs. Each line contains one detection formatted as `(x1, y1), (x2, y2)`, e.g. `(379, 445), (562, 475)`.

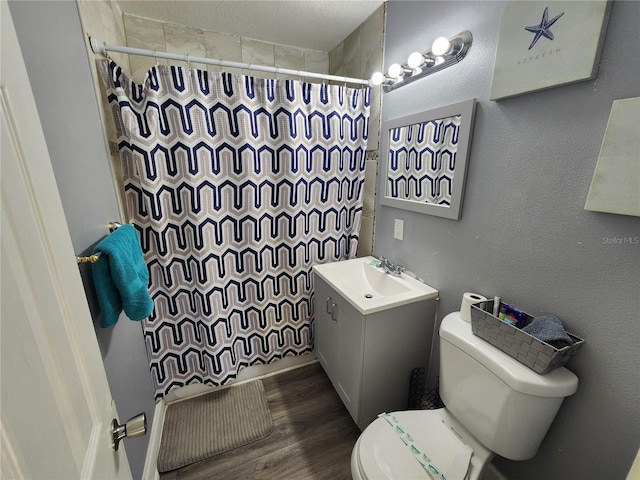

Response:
(154, 50), (159, 66)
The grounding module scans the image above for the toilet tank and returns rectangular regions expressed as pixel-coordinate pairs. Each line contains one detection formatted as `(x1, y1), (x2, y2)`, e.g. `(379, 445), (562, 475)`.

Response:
(439, 312), (578, 461)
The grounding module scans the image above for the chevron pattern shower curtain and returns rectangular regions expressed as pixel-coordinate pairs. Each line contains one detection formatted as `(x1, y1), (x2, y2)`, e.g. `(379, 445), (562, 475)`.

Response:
(99, 60), (370, 397)
(387, 115), (460, 204)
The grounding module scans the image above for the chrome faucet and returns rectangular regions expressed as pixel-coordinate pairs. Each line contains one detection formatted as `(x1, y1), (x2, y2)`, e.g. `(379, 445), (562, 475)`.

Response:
(378, 256), (405, 277)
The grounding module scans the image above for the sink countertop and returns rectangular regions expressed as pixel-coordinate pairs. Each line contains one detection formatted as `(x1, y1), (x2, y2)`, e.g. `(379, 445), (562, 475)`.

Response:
(312, 256), (438, 315)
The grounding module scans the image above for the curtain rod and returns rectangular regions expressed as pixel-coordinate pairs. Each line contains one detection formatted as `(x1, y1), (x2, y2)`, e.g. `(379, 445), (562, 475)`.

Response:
(89, 37), (370, 86)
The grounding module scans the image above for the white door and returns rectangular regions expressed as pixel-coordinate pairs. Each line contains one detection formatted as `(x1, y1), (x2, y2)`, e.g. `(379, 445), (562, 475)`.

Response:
(1, 3), (132, 479)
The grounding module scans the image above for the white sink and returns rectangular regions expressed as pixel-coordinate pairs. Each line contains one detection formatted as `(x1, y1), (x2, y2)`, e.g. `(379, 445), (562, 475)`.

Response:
(312, 256), (438, 315)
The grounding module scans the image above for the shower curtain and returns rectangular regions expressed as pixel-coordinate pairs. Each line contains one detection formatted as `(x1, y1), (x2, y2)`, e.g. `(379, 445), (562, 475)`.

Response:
(99, 60), (370, 397)
(386, 115), (460, 204)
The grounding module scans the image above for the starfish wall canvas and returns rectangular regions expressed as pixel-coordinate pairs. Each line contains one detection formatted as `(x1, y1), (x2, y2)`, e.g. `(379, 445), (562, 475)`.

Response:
(490, 1), (611, 101)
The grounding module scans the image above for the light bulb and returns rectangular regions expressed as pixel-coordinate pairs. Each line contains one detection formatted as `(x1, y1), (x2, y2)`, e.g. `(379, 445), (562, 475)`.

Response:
(407, 52), (425, 69)
(434, 56), (445, 66)
(387, 63), (404, 79)
(431, 37), (451, 56)
(370, 71), (385, 86)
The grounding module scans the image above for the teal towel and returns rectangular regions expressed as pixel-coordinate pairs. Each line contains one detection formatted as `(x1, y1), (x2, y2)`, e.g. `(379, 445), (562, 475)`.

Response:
(91, 224), (154, 328)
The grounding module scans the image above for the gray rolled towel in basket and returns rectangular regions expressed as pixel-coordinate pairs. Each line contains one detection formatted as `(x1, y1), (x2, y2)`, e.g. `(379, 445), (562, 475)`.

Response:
(522, 314), (573, 349)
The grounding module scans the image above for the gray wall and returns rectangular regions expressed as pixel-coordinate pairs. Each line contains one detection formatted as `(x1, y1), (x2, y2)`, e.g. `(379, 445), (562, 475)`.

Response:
(376, 2), (639, 479)
(9, 2), (155, 478)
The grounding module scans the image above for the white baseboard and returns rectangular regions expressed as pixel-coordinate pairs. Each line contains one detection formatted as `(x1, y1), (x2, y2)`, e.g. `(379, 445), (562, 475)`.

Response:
(235, 355), (318, 385)
(141, 400), (165, 480)
(163, 353), (317, 403)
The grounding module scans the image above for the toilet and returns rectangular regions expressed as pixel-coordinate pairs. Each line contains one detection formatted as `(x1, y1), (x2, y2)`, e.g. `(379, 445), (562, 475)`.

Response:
(351, 311), (579, 480)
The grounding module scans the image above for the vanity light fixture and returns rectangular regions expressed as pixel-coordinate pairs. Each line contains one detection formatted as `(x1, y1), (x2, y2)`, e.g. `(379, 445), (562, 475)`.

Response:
(407, 51), (434, 70)
(387, 63), (408, 79)
(370, 71), (391, 86)
(372, 31), (473, 92)
(431, 36), (453, 56)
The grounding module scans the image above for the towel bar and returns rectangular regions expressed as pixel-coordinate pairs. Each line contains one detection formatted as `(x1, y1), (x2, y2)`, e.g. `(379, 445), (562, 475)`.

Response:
(77, 253), (102, 264)
(76, 221), (123, 263)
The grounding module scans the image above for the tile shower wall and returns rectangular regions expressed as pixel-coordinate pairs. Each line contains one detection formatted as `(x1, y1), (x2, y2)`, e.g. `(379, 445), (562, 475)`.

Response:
(330, 5), (385, 257)
(121, 13), (330, 83)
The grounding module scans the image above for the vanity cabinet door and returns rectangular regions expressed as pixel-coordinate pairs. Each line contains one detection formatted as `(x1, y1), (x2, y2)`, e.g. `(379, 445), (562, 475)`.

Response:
(333, 300), (365, 422)
(314, 278), (338, 381)
(313, 276), (365, 425)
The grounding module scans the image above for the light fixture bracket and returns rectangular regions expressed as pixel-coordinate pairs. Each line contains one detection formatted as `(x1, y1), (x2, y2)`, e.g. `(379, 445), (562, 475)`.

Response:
(381, 31), (473, 92)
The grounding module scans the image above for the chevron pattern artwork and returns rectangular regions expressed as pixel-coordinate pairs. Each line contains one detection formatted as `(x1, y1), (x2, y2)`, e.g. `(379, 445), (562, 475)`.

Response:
(387, 114), (461, 204)
(99, 60), (370, 397)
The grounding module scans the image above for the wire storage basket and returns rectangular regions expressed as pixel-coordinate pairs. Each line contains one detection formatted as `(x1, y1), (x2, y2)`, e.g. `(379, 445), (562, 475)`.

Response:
(470, 300), (584, 374)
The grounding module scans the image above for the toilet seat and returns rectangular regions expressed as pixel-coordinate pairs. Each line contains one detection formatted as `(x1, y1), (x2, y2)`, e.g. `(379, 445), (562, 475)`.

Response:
(355, 410), (473, 480)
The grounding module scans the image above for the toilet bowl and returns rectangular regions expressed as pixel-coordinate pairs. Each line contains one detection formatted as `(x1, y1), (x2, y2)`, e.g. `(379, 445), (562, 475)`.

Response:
(351, 311), (579, 480)
(351, 408), (493, 480)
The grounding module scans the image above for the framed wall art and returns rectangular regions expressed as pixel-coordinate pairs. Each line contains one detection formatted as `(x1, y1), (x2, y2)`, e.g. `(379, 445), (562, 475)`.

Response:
(490, 1), (611, 101)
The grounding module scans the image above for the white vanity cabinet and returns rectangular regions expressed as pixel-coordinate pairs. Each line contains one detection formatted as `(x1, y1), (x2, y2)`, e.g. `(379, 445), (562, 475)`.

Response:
(313, 274), (438, 431)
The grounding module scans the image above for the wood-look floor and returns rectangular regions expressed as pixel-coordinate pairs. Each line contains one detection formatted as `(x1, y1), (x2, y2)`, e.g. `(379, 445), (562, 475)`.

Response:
(159, 362), (361, 480)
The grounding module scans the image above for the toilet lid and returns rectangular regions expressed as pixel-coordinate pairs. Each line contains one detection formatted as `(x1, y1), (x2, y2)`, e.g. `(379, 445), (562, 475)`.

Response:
(357, 411), (473, 480)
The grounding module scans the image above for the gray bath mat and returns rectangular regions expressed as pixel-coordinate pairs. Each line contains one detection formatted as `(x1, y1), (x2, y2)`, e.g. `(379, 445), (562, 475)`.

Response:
(157, 379), (274, 472)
